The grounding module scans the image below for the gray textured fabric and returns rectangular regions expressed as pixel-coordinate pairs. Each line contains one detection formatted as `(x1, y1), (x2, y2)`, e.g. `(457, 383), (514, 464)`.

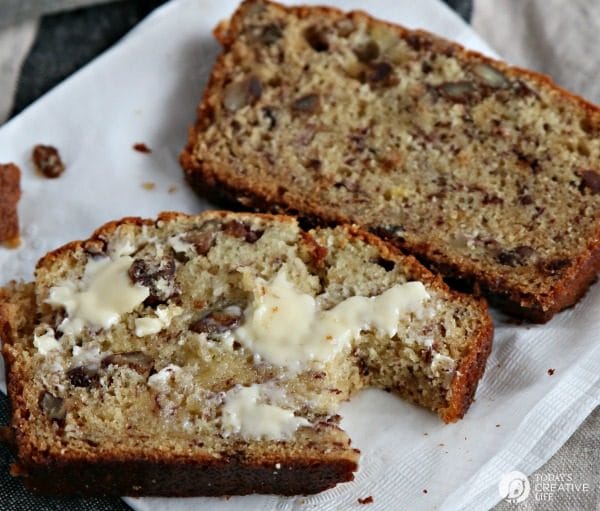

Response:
(0, 0), (121, 121)
(0, 20), (38, 122)
(473, 0), (600, 104)
(493, 407), (599, 510)
(0, 0), (121, 27)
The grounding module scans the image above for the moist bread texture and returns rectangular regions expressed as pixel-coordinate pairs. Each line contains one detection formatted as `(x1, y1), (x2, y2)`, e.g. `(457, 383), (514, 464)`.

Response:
(0, 211), (491, 496)
(181, 0), (600, 322)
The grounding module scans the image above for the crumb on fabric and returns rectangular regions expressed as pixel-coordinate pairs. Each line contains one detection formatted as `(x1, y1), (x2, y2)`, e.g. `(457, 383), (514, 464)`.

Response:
(0, 163), (21, 246)
(547, 368), (555, 375)
(357, 496), (373, 504)
(133, 142), (152, 154)
(32, 144), (65, 178)
(422, 489), (428, 494)
(142, 182), (156, 190)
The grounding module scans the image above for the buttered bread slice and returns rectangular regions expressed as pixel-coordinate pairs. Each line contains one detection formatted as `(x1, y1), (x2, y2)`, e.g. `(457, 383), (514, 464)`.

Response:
(182, 0), (600, 322)
(0, 211), (492, 496)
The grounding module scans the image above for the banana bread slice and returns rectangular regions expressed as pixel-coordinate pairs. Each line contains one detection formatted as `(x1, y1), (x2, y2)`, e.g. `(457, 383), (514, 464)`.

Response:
(181, 0), (600, 322)
(0, 211), (491, 496)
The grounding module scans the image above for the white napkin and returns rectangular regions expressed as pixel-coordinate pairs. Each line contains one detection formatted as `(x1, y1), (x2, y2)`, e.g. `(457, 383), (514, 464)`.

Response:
(0, 1), (598, 510)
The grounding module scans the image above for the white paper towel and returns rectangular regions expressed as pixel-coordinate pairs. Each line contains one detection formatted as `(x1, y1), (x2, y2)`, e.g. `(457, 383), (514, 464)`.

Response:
(0, 1), (598, 510)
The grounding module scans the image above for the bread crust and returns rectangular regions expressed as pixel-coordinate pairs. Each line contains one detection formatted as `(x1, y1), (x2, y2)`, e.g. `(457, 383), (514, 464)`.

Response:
(13, 449), (357, 497)
(181, 0), (600, 323)
(0, 163), (22, 244)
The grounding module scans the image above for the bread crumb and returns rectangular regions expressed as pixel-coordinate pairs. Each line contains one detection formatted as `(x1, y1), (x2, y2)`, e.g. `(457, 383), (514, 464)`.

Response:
(168, 185), (178, 194)
(547, 368), (555, 375)
(3, 236), (21, 249)
(0, 163), (21, 245)
(142, 182), (156, 190)
(32, 144), (65, 178)
(133, 142), (152, 154)
(357, 496), (373, 504)
(422, 489), (428, 494)
(495, 424), (501, 428)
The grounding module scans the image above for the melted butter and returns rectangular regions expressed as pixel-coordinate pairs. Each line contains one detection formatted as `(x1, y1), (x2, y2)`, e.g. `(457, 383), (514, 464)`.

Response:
(135, 304), (183, 337)
(47, 256), (149, 336)
(221, 384), (311, 440)
(168, 234), (192, 254)
(235, 270), (430, 370)
(33, 327), (61, 355)
(147, 364), (181, 392)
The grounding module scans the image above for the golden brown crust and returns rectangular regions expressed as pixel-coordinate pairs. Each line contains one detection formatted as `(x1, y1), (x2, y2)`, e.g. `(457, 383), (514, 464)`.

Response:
(0, 163), (22, 244)
(1, 282), (37, 485)
(440, 316), (493, 422)
(181, 0), (600, 323)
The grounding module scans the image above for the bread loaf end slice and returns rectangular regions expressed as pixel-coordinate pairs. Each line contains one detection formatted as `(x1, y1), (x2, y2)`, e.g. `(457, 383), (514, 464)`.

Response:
(181, 0), (600, 322)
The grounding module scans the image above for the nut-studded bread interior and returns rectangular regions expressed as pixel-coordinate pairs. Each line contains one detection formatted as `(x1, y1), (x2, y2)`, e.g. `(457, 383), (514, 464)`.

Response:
(181, 0), (600, 322)
(1, 211), (492, 496)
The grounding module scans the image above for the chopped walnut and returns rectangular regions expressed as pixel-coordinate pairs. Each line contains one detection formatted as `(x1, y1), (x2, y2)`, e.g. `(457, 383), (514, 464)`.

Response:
(133, 142), (152, 154)
(32, 144), (65, 178)
(128, 256), (178, 305)
(190, 306), (243, 335)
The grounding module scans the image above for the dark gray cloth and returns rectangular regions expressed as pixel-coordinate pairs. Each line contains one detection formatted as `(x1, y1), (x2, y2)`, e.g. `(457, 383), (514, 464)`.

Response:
(10, 0), (167, 118)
